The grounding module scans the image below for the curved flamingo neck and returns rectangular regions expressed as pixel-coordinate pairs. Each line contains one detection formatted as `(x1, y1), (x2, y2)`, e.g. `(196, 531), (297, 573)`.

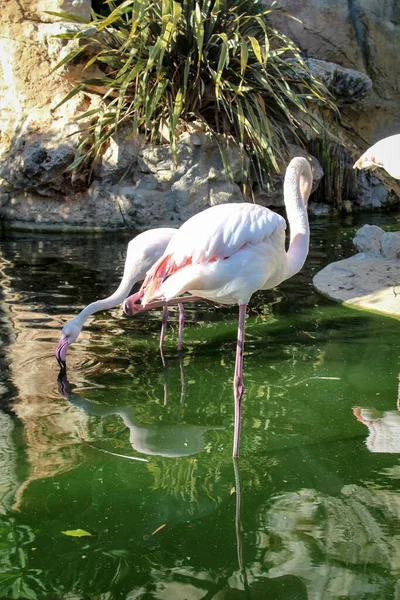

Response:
(75, 271), (137, 328)
(283, 159), (312, 280)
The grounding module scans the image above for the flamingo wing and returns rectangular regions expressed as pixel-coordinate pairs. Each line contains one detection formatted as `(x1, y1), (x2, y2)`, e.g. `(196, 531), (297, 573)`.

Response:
(141, 203), (286, 303)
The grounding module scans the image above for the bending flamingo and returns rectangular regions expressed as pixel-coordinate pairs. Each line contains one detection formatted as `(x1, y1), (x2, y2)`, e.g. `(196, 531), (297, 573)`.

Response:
(55, 228), (185, 368)
(353, 134), (400, 179)
(134, 157), (313, 457)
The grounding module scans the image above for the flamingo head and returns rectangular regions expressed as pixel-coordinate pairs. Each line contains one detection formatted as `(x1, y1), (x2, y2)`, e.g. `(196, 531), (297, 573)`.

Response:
(55, 319), (81, 368)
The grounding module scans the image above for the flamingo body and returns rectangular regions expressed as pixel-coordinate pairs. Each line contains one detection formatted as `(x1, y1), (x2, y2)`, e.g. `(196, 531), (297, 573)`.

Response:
(353, 134), (400, 179)
(55, 227), (179, 366)
(139, 157), (313, 457)
(142, 203), (288, 307)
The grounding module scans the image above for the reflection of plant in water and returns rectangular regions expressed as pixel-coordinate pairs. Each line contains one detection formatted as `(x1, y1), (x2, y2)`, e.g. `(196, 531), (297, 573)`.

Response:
(0, 517), (46, 600)
(147, 432), (227, 507)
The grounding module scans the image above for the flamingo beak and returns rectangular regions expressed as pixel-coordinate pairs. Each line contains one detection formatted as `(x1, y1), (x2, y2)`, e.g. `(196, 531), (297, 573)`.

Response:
(55, 337), (68, 368)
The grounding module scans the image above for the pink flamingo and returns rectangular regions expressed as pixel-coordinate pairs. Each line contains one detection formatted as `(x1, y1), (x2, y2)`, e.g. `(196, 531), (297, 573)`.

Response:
(55, 228), (185, 368)
(126, 157), (313, 457)
(353, 134), (400, 179)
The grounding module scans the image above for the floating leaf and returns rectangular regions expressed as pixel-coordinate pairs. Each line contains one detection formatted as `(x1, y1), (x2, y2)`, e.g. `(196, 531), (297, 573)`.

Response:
(62, 529), (93, 537)
(152, 524), (166, 535)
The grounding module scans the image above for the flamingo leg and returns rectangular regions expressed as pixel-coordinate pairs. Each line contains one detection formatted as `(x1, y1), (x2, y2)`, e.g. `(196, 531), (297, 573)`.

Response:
(160, 305), (168, 352)
(177, 303), (185, 351)
(233, 304), (246, 458)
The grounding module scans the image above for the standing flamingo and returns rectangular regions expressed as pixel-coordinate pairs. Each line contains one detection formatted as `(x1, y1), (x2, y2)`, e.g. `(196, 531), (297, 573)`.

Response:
(55, 228), (185, 368)
(132, 157), (313, 457)
(353, 134), (400, 179)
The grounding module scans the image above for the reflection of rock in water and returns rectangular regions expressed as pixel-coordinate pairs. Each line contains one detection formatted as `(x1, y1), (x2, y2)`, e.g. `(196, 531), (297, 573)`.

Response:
(353, 407), (400, 453)
(0, 249), (93, 510)
(255, 485), (400, 599)
(11, 397), (91, 510)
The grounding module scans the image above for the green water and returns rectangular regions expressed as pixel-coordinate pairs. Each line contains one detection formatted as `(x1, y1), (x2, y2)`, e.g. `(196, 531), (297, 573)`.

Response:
(0, 215), (400, 600)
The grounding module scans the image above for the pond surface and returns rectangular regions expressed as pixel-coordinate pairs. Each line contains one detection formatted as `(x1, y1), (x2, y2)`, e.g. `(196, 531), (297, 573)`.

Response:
(0, 214), (400, 600)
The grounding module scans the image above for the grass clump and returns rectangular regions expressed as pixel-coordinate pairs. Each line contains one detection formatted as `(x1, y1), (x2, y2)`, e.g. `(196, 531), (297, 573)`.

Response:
(51, 0), (336, 187)
(308, 138), (357, 210)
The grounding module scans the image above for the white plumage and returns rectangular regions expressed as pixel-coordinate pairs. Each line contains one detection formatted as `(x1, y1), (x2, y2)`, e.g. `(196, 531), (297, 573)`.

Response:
(135, 157), (313, 457)
(353, 134), (400, 180)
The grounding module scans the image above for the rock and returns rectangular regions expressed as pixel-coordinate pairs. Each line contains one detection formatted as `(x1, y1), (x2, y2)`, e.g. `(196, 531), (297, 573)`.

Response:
(343, 200), (352, 213)
(0, 134), (248, 230)
(353, 225), (400, 259)
(314, 222), (400, 318)
(313, 253), (400, 319)
(381, 232), (400, 259)
(0, 122), (77, 195)
(353, 224), (384, 255)
(272, 1), (400, 145)
(305, 58), (372, 105)
(355, 171), (389, 210)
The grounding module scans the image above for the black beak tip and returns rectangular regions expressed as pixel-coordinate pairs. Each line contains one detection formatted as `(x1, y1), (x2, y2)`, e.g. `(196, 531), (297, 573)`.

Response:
(56, 353), (66, 370)
(122, 300), (131, 316)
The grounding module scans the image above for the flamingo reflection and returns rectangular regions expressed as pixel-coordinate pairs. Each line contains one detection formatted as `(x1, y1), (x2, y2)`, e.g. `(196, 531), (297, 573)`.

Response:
(353, 374), (400, 453)
(353, 406), (400, 453)
(58, 370), (220, 459)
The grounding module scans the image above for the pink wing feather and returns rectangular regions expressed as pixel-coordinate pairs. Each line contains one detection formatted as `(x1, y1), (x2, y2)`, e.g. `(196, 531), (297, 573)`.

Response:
(140, 203), (286, 304)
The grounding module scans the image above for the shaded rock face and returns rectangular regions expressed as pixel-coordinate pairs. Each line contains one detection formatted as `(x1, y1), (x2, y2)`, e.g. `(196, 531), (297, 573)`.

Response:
(305, 59), (372, 105)
(0, 133), (246, 230)
(272, 0), (400, 144)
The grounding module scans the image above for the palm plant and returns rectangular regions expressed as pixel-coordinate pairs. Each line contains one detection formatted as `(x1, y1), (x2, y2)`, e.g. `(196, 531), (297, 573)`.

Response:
(51, 0), (335, 187)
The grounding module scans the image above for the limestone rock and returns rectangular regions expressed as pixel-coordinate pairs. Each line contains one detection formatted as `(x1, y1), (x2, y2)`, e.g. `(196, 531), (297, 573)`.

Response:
(0, 134), (248, 230)
(308, 202), (332, 217)
(313, 253), (400, 319)
(0, 122), (77, 195)
(353, 224), (384, 256)
(353, 225), (400, 259)
(314, 223), (400, 319)
(381, 232), (400, 260)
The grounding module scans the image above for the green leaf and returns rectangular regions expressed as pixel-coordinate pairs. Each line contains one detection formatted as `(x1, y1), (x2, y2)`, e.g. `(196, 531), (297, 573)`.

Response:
(62, 528), (93, 537)
(44, 10), (90, 23)
(215, 33), (229, 98)
(240, 39), (248, 77)
(53, 84), (86, 111)
(248, 36), (264, 66)
(50, 44), (89, 73)
(172, 87), (184, 130)
(194, 3), (204, 63)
